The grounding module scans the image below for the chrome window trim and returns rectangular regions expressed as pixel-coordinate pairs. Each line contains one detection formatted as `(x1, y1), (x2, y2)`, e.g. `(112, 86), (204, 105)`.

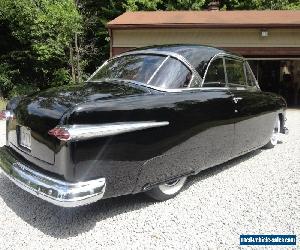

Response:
(202, 53), (224, 87)
(201, 52), (242, 87)
(116, 50), (201, 83)
(87, 51), (259, 93)
(87, 50), (202, 91)
(225, 59), (260, 91)
(146, 56), (170, 85)
(146, 56), (195, 89)
(87, 60), (109, 82)
(223, 57), (228, 84)
(201, 54), (227, 87)
(243, 61), (248, 85)
(89, 78), (229, 92)
(202, 53), (261, 92)
(224, 56), (256, 90)
(245, 61), (261, 90)
(224, 56), (247, 86)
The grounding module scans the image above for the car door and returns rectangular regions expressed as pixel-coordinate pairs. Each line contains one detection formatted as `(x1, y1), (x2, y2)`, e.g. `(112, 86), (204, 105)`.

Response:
(225, 57), (276, 156)
(132, 55), (236, 191)
(197, 56), (236, 169)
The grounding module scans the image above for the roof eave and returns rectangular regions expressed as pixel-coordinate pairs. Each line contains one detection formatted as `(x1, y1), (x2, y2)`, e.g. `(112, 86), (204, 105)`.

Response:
(107, 23), (300, 29)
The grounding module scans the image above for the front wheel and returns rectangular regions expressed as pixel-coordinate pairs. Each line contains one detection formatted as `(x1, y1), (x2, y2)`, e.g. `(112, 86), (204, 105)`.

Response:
(264, 115), (281, 149)
(145, 176), (187, 201)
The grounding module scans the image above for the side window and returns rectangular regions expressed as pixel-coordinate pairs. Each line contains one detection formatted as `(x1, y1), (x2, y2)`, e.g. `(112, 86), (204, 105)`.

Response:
(149, 57), (192, 89)
(203, 58), (226, 87)
(245, 63), (257, 87)
(225, 59), (246, 86)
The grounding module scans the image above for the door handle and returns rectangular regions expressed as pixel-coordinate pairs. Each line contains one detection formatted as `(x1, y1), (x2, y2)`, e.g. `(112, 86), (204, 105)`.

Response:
(233, 97), (243, 104)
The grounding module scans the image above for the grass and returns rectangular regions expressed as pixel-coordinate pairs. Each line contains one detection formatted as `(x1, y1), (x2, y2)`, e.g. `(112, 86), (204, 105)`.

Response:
(0, 98), (7, 110)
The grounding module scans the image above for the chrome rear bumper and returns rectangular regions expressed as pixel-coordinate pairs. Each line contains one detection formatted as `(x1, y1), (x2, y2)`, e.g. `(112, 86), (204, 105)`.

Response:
(0, 147), (106, 207)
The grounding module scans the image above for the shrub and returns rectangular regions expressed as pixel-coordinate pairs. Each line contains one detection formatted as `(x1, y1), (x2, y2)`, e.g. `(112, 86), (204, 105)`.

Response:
(0, 63), (18, 97)
(0, 97), (7, 110)
(52, 68), (72, 86)
(9, 84), (40, 98)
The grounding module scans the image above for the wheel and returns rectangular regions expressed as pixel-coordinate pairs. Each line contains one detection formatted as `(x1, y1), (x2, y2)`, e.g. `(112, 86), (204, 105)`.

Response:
(145, 176), (187, 201)
(264, 115), (280, 149)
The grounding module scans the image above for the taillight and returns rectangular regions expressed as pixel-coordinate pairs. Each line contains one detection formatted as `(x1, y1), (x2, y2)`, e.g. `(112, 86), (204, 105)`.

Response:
(48, 121), (169, 142)
(0, 110), (15, 120)
(48, 127), (70, 141)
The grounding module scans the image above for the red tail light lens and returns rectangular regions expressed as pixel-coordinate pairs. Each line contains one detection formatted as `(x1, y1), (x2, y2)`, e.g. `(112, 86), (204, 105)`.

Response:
(48, 127), (70, 141)
(0, 110), (15, 120)
(0, 111), (6, 120)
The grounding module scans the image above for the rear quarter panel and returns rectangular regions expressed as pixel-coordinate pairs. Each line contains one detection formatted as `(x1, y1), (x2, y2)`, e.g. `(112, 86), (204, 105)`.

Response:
(64, 89), (235, 198)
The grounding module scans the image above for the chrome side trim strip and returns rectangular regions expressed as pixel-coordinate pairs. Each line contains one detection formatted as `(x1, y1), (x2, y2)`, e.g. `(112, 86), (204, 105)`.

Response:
(0, 147), (106, 207)
(57, 121), (169, 141)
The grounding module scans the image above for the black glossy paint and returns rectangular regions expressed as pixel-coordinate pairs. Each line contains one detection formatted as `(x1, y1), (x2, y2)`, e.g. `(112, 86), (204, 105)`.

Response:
(66, 88), (236, 197)
(7, 81), (149, 165)
(230, 89), (285, 156)
(4, 45), (287, 200)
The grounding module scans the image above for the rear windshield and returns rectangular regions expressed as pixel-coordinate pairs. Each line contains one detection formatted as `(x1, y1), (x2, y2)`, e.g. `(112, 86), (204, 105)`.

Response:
(149, 57), (192, 89)
(89, 54), (192, 89)
(90, 54), (165, 84)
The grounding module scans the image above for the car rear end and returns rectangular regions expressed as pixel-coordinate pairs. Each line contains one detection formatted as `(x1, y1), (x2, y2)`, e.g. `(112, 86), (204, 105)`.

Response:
(0, 81), (158, 207)
(0, 86), (114, 207)
(0, 111), (106, 207)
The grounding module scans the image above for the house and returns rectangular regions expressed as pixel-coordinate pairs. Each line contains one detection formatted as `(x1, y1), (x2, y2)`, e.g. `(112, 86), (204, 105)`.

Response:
(107, 10), (300, 105)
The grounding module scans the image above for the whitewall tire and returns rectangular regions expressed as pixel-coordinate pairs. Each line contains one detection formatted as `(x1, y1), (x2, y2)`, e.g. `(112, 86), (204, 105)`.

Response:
(264, 115), (281, 149)
(145, 176), (187, 201)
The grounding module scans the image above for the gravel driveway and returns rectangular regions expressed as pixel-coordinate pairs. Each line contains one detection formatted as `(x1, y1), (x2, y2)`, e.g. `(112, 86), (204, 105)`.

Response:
(0, 109), (299, 249)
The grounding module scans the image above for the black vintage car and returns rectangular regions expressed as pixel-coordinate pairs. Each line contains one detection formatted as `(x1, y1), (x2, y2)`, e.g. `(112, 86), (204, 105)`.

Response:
(0, 45), (288, 207)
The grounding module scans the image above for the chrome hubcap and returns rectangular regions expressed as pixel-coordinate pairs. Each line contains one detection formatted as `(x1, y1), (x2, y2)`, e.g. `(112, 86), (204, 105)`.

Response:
(158, 177), (187, 195)
(271, 118), (280, 145)
(164, 179), (181, 187)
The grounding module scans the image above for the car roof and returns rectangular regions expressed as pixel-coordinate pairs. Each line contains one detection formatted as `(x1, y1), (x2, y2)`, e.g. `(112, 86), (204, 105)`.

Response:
(127, 44), (239, 77)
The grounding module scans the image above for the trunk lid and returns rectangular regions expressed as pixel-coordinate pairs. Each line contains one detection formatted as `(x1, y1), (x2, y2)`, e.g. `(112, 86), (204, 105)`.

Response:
(9, 81), (150, 164)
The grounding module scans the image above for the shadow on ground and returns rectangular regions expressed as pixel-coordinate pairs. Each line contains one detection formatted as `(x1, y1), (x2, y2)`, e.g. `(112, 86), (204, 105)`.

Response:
(0, 148), (262, 239)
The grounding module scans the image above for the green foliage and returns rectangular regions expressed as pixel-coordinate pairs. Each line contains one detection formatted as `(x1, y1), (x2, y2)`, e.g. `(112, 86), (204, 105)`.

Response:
(0, 98), (7, 110)
(0, 0), (82, 97)
(9, 84), (40, 98)
(0, 0), (36, 43)
(286, 1), (300, 9)
(0, 63), (19, 97)
(52, 68), (72, 86)
(0, 0), (299, 97)
(125, 0), (163, 10)
(77, 0), (126, 73)
(165, 0), (206, 10)
(219, 0), (300, 10)
(124, 0), (206, 10)
(32, 0), (82, 62)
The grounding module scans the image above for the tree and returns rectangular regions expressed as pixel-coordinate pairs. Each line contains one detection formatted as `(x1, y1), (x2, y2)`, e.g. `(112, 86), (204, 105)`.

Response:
(0, 0), (82, 97)
(1, 0), (299, 98)
(165, 0), (207, 10)
(124, 0), (206, 10)
(219, 0), (300, 10)
(76, 0), (127, 75)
